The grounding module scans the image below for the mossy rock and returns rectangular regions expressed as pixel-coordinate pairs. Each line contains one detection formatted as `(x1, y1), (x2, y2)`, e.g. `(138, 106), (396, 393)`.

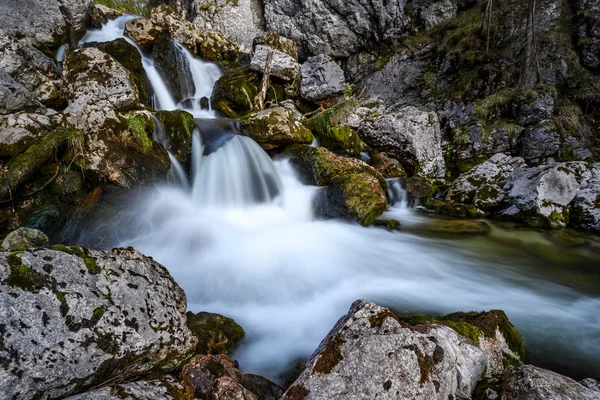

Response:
(186, 311), (245, 355)
(373, 219), (401, 231)
(212, 67), (261, 115)
(418, 219), (491, 235)
(83, 38), (153, 106)
(315, 172), (389, 226)
(426, 198), (485, 218)
(305, 100), (362, 155)
(155, 109), (196, 165)
(239, 107), (314, 150)
(199, 32), (239, 63)
(1, 227), (49, 251)
(405, 175), (440, 205)
(369, 152), (406, 179)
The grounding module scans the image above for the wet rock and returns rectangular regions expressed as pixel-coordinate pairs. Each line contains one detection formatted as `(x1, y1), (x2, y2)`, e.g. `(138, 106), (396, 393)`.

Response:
(240, 106), (314, 150)
(83, 38), (153, 106)
(425, 198), (485, 219)
(569, 164), (600, 233)
(62, 47), (139, 132)
(199, 31), (239, 62)
(187, 311), (245, 355)
(150, 5), (203, 52)
(212, 67), (261, 115)
(282, 299), (487, 400)
(250, 45), (300, 81)
(369, 152), (406, 178)
(242, 374), (285, 400)
(418, 219), (491, 235)
(153, 37), (195, 104)
(90, 4), (123, 29)
(58, 0), (95, 34)
(181, 354), (242, 398)
(124, 17), (157, 49)
(1, 227), (49, 251)
(502, 365), (600, 400)
(170, 0), (265, 50)
(446, 154), (527, 209)
(0, 69), (39, 115)
(305, 99), (363, 155)
(253, 32), (299, 60)
(358, 106), (445, 178)
(154, 110), (197, 165)
(63, 377), (186, 400)
(0, 247), (197, 399)
(300, 55), (345, 104)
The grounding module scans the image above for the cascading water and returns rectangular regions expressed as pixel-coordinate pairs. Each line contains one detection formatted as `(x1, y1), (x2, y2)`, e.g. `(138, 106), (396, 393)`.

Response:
(77, 17), (600, 382)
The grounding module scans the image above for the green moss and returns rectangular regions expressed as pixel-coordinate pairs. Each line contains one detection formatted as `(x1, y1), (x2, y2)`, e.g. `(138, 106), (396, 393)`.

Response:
(441, 321), (483, 343)
(415, 348), (434, 385)
(369, 310), (400, 328)
(92, 306), (105, 320)
(128, 115), (154, 152)
(502, 351), (522, 368)
(426, 198), (485, 218)
(56, 292), (66, 303)
(312, 334), (345, 375)
(4, 253), (52, 292)
(283, 384), (309, 400)
(52, 245), (100, 275)
(373, 219), (401, 231)
(305, 99), (358, 138)
(186, 311), (245, 355)
(212, 67), (261, 115)
(397, 314), (434, 326)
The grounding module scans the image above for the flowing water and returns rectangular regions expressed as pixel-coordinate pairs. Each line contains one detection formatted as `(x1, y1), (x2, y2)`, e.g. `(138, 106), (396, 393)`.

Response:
(76, 17), (600, 382)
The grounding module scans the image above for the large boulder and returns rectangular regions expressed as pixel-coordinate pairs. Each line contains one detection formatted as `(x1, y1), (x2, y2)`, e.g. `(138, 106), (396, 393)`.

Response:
(64, 377), (186, 400)
(240, 106), (314, 150)
(250, 45), (300, 81)
(186, 311), (245, 355)
(0, 69), (39, 115)
(570, 178), (600, 233)
(305, 99), (363, 155)
(253, 32), (299, 60)
(502, 365), (600, 400)
(169, 0), (265, 50)
(282, 300), (488, 400)
(300, 55), (346, 104)
(1, 227), (49, 251)
(0, 247), (197, 399)
(358, 106), (446, 178)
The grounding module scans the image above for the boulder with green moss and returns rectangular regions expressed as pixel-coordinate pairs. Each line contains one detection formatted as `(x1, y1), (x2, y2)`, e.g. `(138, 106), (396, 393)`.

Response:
(199, 32), (239, 62)
(368, 152), (406, 178)
(1, 227), (49, 251)
(155, 110), (197, 165)
(253, 32), (299, 60)
(83, 38), (153, 106)
(212, 67), (261, 116)
(0, 247), (197, 399)
(305, 99), (363, 155)
(250, 45), (300, 81)
(240, 106), (313, 150)
(186, 311), (245, 355)
(124, 17), (158, 49)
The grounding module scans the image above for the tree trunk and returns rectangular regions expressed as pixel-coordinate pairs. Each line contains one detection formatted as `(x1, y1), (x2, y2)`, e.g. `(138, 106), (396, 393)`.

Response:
(521, 0), (537, 86)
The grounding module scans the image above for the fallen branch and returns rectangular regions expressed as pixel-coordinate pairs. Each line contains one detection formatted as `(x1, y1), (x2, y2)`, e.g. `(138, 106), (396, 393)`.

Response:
(254, 49), (274, 111)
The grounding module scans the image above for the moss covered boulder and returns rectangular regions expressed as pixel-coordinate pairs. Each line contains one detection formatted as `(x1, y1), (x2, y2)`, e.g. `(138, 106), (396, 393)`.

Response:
(305, 99), (363, 155)
(1, 227), (49, 251)
(155, 110), (197, 165)
(199, 32), (239, 63)
(240, 107), (314, 150)
(212, 67), (261, 116)
(368, 152), (406, 178)
(0, 247), (197, 399)
(186, 311), (245, 355)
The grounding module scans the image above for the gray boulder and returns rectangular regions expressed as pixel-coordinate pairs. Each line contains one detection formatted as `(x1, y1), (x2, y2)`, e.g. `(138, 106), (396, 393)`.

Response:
(515, 93), (555, 126)
(358, 106), (446, 178)
(64, 377), (185, 400)
(517, 124), (561, 162)
(250, 45), (300, 81)
(0, 111), (58, 156)
(0, 69), (38, 115)
(282, 300), (487, 400)
(1, 227), (49, 251)
(569, 163), (600, 232)
(300, 55), (346, 103)
(502, 365), (600, 400)
(0, 247), (197, 400)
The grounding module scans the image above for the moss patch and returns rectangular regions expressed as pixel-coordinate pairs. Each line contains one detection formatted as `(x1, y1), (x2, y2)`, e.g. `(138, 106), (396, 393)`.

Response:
(369, 310), (401, 328)
(283, 384), (309, 400)
(312, 334), (345, 375)
(186, 311), (245, 355)
(4, 253), (53, 292)
(52, 245), (100, 275)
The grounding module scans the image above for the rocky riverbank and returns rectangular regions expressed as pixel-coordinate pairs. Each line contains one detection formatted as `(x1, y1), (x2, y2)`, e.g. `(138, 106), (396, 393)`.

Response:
(1, 228), (599, 399)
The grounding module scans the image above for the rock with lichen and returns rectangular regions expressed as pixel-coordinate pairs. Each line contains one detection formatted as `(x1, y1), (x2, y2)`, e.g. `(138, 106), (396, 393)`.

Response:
(186, 311), (245, 355)
(240, 106), (314, 150)
(63, 377), (186, 400)
(0, 247), (197, 400)
(1, 227), (48, 251)
(250, 45), (300, 81)
(282, 299), (488, 400)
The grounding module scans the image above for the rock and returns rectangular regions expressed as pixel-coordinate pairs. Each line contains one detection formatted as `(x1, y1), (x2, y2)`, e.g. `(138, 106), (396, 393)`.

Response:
(186, 311), (245, 355)
(181, 354), (242, 398)
(0, 247), (197, 399)
(0, 35), (62, 107)
(170, 0), (265, 50)
(151, 5), (203, 53)
(242, 374), (285, 400)
(515, 93), (555, 126)
(83, 38), (153, 106)
(263, 0), (462, 57)
(446, 153), (527, 209)
(1, 227), (49, 250)
(240, 106), (314, 150)
(516, 123), (561, 162)
(212, 67), (261, 115)
(89, 4), (123, 29)
(199, 31), (240, 62)
(154, 110), (197, 165)
(250, 45), (300, 81)
(425, 198), (486, 219)
(153, 37), (195, 104)
(300, 55), (345, 104)
(0, 127), (42, 157)
(502, 365), (600, 400)
(62, 47), (139, 132)
(417, 219), (492, 235)
(580, 378), (600, 392)
(282, 299), (487, 400)
(63, 377), (186, 400)
(209, 377), (260, 400)
(253, 32), (299, 60)
(501, 162), (592, 228)
(305, 99), (363, 155)
(124, 17), (157, 49)
(569, 165), (600, 233)
(369, 152), (406, 178)
(0, 69), (38, 115)
(58, 0), (95, 34)
(358, 106), (446, 178)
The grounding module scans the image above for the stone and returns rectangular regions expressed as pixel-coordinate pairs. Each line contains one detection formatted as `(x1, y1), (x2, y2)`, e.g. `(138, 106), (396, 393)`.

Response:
(0, 127), (41, 157)
(90, 4), (123, 29)
(125, 17), (157, 49)
(300, 55), (346, 104)
(0, 247), (197, 399)
(154, 110), (197, 166)
(63, 377), (186, 400)
(186, 311), (245, 355)
(240, 106), (314, 150)
(515, 93), (555, 126)
(153, 37), (195, 104)
(208, 377), (260, 400)
(358, 107), (446, 178)
(369, 152), (406, 178)
(0, 69), (38, 115)
(242, 374), (285, 400)
(151, 5), (203, 52)
(569, 164), (600, 233)
(417, 220), (492, 235)
(502, 365), (600, 400)
(1, 227), (49, 251)
(580, 378), (600, 392)
(305, 99), (363, 155)
(58, 0), (95, 34)
(253, 32), (299, 60)
(517, 124), (561, 162)
(282, 300), (488, 400)
(181, 354), (243, 398)
(250, 45), (300, 81)
(199, 31), (240, 62)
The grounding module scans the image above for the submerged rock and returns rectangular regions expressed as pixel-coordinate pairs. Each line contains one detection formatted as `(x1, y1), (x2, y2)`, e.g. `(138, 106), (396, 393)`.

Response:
(417, 219), (491, 235)
(1, 227), (49, 251)
(240, 106), (314, 150)
(0, 247), (197, 399)
(186, 311), (245, 355)
(358, 107), (446, 178)
(502, 365), (600, 400)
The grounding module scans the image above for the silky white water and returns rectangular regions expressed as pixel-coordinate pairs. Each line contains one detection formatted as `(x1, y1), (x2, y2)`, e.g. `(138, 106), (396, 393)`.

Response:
(77, 17), (600, 381)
